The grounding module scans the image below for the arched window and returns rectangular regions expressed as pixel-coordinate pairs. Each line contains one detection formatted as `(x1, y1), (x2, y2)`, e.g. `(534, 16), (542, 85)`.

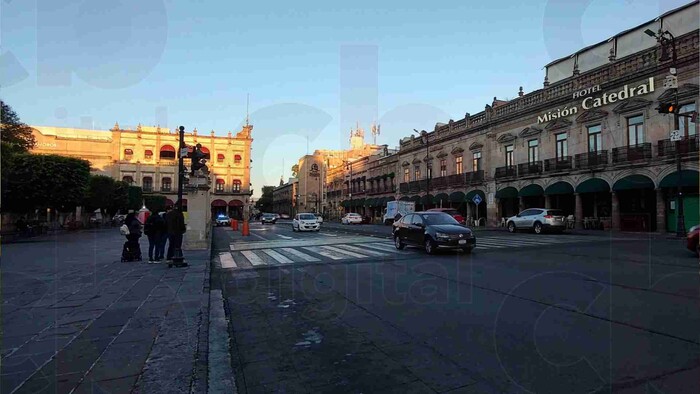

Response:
(122, 176), (134, 185)
(234, 154), (242, 164)
(124, 148), (134, 158)
(215, 178), (225, 192)
(144, 149), (153, 159)
(160, 145), (176, 160)
(217, 153), (225, 163)
(232, 179), (242, 192)
(143, 176), (153, 192)
(200, 146), (210, 160)
(161, 177), (172, 192)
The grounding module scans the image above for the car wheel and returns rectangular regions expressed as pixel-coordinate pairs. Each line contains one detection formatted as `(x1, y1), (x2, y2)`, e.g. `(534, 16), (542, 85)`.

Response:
(424, 238), (436, 255)
(292, 225), (297, 232)
(462, 247), (473, 254)
(533, 222), (543, 234)
(507, 222), (516, 233)
(394, 235), (405, 250)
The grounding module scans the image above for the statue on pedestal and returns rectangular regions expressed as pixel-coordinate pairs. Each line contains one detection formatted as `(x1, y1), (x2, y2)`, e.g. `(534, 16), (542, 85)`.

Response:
(190, 143), (209, 176)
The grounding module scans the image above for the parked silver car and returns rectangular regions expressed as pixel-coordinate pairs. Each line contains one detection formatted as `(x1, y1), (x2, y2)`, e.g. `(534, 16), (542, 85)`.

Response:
(506, 208), (567, 234)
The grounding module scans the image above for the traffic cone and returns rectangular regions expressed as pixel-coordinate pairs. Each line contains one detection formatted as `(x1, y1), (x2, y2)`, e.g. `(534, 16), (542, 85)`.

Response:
(232, 219), (238, 231)
(242, 220), (250, 236)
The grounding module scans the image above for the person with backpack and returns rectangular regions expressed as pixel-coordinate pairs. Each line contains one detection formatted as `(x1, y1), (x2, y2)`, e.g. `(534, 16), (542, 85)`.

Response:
(144, 212), (167, 264)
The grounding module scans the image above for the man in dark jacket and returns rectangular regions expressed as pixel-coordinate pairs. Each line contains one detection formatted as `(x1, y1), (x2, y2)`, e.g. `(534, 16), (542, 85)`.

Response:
(124, 212), (143, 260)
(144, 212), (167, 263)
(165, 206), (186, 262)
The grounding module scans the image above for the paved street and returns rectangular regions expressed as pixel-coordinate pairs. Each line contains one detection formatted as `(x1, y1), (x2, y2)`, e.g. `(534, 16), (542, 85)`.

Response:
(1, 229), (210, 394)
(215, 222), (700, 393)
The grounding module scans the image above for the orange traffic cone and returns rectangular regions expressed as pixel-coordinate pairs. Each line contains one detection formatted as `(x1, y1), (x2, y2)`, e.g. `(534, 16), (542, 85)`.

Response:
(241, 220), (250, 236)
(232, 219), (238, 231)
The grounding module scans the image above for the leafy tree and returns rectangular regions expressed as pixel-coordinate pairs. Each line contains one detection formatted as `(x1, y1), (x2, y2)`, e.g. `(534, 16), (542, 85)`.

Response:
(108, 181), (129, 216)
(144, 195), (166, 213)
(127, 186), (143, 211)
(1, 101), (35, 154)
(3, 154), (90, 213)
(84, 175), (116, 216)
(291, 164), (299, 177)
(255, 185), (275, 213)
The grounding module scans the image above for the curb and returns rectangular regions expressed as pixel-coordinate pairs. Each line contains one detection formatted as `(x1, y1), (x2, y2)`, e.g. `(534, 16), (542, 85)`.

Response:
(208, 289), (236, 394)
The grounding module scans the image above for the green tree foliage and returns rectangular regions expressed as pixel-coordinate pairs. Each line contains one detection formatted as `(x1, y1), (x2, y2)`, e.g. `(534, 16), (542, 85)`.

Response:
(144, 195), (166, 213)
(255, 185), (275, 213)
(108, 181), (129, 215)
(3, 154), (90, 213)
(1, 101), (36, 154)
(127, 186), (143, 211)
(84, 175), (115, 214)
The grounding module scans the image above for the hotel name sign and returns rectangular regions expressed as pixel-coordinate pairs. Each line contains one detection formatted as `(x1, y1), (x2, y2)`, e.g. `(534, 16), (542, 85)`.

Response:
(537, 77), (655, 124)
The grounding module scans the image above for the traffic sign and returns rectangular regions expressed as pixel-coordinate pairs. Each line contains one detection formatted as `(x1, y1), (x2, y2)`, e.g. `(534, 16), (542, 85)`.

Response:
(472, 194), (483, 205)
(670, 130), (682, 142)
(180, 147), (189, 157)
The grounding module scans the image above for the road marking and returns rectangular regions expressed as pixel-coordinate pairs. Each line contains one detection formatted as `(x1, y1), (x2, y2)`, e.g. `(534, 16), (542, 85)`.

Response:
(261, 249), (294, 264)
(364, 243), (402, 252)
(319, 232), (338, 237)
(249, 232), (267, 241)
(281, 248), (321, 262)
(335, 244), (387, 256)
(219, 252), (237, 268)
(277, 234), (294, 240)
(302, 246), (344, 260)
(230, 236), (381, 251)
(320, 245), (368, 259)
(241, 251), (266, 266)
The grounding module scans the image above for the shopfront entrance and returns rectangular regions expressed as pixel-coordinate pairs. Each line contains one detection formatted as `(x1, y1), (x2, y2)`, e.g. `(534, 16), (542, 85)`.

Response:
(575, 178), (612, 229)
(519, 184), (545, 209)
(659, 169), (700, 232)
(613, 175), (656, 232)
(496, 187), (519, 219)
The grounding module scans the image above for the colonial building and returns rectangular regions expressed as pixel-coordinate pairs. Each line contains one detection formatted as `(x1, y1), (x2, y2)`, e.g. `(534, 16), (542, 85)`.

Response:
(329, 2), (699, 232)
(272, 178), (298, 217)
(30, 123), (254, 219)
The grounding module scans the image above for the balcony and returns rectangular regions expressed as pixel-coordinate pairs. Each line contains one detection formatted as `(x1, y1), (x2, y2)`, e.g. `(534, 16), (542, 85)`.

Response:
(575, 151), (609, 169)
(409, 181), (422, 192)
(399, 183), (409, 193)
(544, 157), (572, 172)
(446, 173), (466, 186)
(430, 176), (448, 189)
(142, 186), (154, 193)
(517, 162), (543, 177)
(612, 143), (651, 164)
(658, 137), (699, 157)
(465, 170), (484, 184)
(495, 166), (516, 179)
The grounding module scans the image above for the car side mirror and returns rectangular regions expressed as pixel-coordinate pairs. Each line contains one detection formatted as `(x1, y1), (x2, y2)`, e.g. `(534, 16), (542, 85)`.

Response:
(516, 214), (521, 218)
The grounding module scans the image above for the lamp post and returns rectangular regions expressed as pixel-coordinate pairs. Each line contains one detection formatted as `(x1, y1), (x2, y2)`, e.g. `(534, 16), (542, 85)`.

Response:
(413, 129), (431, 209)
(645, 28), (684, 236)
(177, 125), (186, 211)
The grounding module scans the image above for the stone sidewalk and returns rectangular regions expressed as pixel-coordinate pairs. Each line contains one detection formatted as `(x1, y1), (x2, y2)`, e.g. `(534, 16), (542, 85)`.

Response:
(1, 228), (211, 393)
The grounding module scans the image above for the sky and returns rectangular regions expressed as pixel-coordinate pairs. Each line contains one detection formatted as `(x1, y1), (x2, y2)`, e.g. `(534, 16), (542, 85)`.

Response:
(1, 0), (689, 196)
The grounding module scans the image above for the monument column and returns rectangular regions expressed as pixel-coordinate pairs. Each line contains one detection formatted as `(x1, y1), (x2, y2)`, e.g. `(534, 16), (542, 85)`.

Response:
(183, 174), (211, 250)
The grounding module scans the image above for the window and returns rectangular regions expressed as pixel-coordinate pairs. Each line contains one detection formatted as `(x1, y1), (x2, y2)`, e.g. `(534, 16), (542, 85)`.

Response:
(217, 153), (225, 163)
(627, 115), (644, 146)
(439, 159), (447, 177)
(232, 180), (242, 192)
(414, 165), (421, 181)
(680, 103), (697, 137)
(555, 133), (568, 159)
(403, 168), (410, 182)
(199, 146), (211, 160)
(587, 124), (602, 152)
(505, 145), (514, 167)
(455, 156), (463, 174)
(122, 176), (134, 185)
(162, 177), (172, 192)
(234, 154), (242, 164)
(426, 166), (432, 179)
(410, 214), (423, 226)
(160, 145), (176, 160)
(142, 177), (153, 191)
(144, 150), (153, 159)
(472, 152), (481, 172)
(123, 149), (133, 158)
(215, 179), (225, 192)
(527, 139), (539, 163)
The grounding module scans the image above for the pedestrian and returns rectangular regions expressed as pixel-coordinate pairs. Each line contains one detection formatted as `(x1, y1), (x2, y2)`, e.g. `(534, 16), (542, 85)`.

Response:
(144, 211), (167, 264)
(124, 212), (143, 261)
(165, 206), (186, 263)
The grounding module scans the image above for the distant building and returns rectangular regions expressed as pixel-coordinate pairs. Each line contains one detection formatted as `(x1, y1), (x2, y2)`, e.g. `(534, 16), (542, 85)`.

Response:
(273, 178), (298, 216)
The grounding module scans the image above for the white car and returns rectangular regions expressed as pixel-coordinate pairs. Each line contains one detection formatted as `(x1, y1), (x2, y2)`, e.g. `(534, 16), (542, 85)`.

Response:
(341, 213), (363, 225)
(215, 214), (231, 226)
(292, 213), (320, 232)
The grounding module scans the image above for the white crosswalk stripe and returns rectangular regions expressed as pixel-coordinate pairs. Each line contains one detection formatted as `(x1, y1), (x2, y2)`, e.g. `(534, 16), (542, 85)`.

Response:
(335, 244), (388, 256)
(219, 252), (237, 268)
(302, 246), (344, 260)
(363, 242), (400, 252)
(281, 248), (321, 262)
(241, 250), (265, 266)
(320, 245), (369, 259)
(277, 234), (294, 240)
(261, 249), (294, 264)
(319, 232), (338, 237)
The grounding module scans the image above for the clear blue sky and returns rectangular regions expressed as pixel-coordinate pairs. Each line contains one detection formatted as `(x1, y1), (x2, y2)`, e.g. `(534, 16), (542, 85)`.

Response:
(2, 0), (687, 196)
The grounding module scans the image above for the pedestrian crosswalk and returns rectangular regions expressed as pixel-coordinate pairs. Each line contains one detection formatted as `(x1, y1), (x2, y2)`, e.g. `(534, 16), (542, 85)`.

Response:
(218, 233), (611, 270)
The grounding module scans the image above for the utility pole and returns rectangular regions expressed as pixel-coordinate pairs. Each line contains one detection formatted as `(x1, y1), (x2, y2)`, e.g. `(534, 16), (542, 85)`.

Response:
(177, 125), (185, 211)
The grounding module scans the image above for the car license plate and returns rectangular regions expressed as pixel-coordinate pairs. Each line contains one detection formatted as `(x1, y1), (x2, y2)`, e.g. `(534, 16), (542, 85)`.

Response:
(458, 240), (467, 245)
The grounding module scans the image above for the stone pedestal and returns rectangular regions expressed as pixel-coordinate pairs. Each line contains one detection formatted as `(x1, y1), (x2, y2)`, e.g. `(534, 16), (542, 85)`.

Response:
(183, 175), (211, 250)
(487, 196), (499, 227)
(574, 193), (583, 229)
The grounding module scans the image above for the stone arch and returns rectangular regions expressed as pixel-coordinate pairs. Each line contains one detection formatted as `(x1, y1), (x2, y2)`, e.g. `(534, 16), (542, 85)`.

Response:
(655, 163), (699, 186)
(543, 175), (576, 190)
(609, 168), (658, 189)
(574, 173), (614, 191)
(516, 178), (546, 191)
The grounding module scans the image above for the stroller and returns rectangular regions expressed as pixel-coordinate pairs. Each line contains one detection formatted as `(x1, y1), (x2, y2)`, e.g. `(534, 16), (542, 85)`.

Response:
(121, 239), (142, 262)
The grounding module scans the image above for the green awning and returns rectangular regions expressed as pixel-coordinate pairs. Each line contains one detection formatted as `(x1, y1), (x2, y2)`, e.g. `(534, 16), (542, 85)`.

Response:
(659, 170), (699, 188)
(376, 197), (386, 207)
(355, 198), (365, 207)
(385, 196), (395, 203)
(544, 181), (574, 195)
(341, 200), (349, 208)
(449, 191), (465, 203)
(575, 178), (610, 193)
(612, 175), (654, 191)
(465, 190), (486, 202)
(400, 196), (411, 201)
(410, 195), (421, 204)
(365, 198), (375, 207)
(495, 187), (518, 199)
(420, 194), (434, 205)
(433, 193), (449, 205)
(519, 184), (544, 197)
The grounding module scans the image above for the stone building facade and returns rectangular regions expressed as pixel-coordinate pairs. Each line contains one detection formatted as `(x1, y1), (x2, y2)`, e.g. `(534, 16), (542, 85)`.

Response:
(272, 178), (298, 217)
(30, 123), (254, 219)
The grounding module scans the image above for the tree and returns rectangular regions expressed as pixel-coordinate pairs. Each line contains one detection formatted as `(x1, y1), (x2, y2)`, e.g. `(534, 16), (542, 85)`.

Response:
(127, 186), (143, 211)
(255, 185), (275, 213)
(108, 181), (129, 216)
(144, 195), (166, 213)
(1, 101), (35, 154)
(3, 154), (90, 213)
(291, 164), (299, 177)
(84, 175), (116, 215)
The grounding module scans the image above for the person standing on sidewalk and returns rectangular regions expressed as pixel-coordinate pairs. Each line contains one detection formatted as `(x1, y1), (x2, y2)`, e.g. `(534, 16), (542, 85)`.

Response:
(124, 212), (143, 261)
(165, 206), (186, 263)
(145, 212), (167, 264)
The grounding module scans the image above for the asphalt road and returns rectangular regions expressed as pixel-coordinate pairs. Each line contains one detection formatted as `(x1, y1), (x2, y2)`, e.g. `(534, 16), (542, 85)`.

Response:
(213, 222), (700, 393)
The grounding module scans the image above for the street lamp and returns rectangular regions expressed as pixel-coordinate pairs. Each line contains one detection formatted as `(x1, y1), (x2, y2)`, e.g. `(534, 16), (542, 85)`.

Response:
(646, 28), (685, 236)
(413, 129), (431, 209)
(177, 126), (186, 211)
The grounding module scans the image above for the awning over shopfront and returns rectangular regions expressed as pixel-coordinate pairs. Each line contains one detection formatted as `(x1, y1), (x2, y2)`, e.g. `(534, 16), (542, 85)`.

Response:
(420, 194), (434, 205)
(385, 196), (395, 203)
(544, 181), (574, 195)
(355, 198), (365, 207)
(228, 199), (243, 207)
(465, 190), (485, 202)
(612, 175), (654, 191)
(211, 199), (227, 207)
(365, 198), (376, 207)
(410, 195), (421, 204)
(400, 196), (411, 201)
(341, 200), (349, 208)
(495, 187), (518, 199)
(433, 193), (449, 205)
(659, 170), (699, 188)
(519, 184), (544, 197)
(575, 178), (610, 193)
(449, 191), (465, 203)
(376, 198), (386, 207)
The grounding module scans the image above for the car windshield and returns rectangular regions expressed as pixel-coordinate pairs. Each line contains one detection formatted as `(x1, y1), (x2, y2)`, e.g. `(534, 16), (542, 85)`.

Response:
(300, 214), (316, 220)
(349, 214), (361, 218)
(422, 213), (460, 225)
(217, 215), (228, 219)
(263, 214), (274, 218)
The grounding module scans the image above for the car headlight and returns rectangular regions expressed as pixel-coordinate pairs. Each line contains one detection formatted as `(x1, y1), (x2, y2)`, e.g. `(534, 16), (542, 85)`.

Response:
(435, 232), (450, 239)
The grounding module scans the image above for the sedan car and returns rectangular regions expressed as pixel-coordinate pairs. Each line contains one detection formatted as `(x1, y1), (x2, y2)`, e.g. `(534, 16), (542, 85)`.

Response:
(292, 213), (320, 232)
(687, 225), (699, 256)
(393, 211), (476, 254)
(506, 208), (566, 234)
(427, 208), (465, 224)
(215, 214), (231, 226)
(341, 213), (363, 225)
(261, 213), (277, 224)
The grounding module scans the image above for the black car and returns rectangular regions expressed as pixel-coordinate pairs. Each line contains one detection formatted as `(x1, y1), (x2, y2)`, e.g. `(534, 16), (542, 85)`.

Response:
(261, 213), (277, 224)
(392, 211), (476, 254)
